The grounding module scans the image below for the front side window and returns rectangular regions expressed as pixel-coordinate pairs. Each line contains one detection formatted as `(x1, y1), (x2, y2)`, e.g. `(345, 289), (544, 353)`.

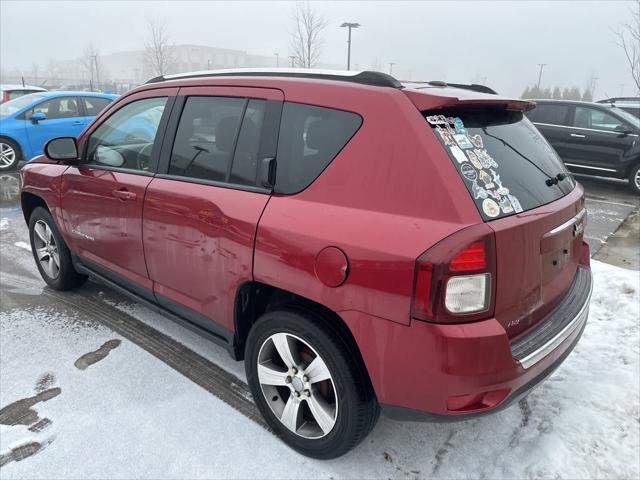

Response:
(275, 102), (362, 194)
(574, 107), (628, 131)
(0, 93), (45, 117)
(526, 104), (570, 126)
(85, 97), (167, 172)
(30, 97), (80, 119)
(83, 97), (113, 116)
(169, 96), (258, 184)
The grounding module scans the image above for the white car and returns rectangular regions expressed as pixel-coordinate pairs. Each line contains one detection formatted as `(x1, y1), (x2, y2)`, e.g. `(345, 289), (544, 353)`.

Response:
(0, 84), (47, 103)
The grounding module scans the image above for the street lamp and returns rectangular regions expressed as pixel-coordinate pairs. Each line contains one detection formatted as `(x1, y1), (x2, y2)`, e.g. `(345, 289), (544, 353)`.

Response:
(388, 62), (395, 75)
(274, 53), (279, 68)
(340, 22), (360, 70)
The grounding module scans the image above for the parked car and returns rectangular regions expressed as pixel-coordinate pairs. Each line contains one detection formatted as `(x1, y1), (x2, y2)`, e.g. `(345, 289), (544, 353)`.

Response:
(0, 84), (47, 103)
(20, 69), (592, 459)
(0, 91), (117, 170)
(597, 97), (640, 118)
(526, 99), (640, 194)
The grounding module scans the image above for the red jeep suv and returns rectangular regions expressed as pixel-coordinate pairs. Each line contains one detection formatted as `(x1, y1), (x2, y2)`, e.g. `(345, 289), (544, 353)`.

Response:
(20, 69), (592, 459)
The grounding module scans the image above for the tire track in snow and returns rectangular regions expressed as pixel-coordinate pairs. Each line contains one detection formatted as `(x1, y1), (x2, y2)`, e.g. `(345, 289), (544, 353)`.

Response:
(2, 274), (269, 431)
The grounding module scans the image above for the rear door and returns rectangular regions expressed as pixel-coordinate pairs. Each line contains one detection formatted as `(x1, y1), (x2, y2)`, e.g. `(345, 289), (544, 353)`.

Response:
(60, 88), (177, 296)
(143, 86), (283, 333)
(563, 105), (637, 176)
(25, 96), (85, 157)
(426, 108), (583, 339)
(79, 96), (114, 124)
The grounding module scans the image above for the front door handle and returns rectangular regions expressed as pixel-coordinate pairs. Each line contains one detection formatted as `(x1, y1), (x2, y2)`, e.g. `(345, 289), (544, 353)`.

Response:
(112, 188), (137, 201)
(72, 121), (84, 126)
(570, 133), (586, 138)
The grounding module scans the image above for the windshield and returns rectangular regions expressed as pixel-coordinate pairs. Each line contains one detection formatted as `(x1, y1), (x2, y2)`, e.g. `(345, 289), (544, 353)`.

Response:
(0, 93), (46, 117)
(611, 106), (640, 126)
(425, 109), (575, 221)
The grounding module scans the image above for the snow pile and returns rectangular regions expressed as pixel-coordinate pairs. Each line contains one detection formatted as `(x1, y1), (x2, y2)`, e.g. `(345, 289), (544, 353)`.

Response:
(0, 261), (638, 479)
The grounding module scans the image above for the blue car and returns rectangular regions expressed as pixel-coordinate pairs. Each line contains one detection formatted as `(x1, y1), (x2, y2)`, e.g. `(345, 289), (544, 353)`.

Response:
(0, 91), (117, 170)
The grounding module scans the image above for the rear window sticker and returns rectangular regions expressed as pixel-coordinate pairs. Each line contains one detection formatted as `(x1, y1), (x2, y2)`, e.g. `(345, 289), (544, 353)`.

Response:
(454, 133), (474, 149)
(490, 170), (510, 196)
(499, 196), (514, 214)
(450, 145), (469, 164)
(482, 198), (500, 218)
(466, 150), (483, 169)
(453, 117), (467, 134)
(469, 134), (483, 149)
(472, 181), (489, 199)
(460, 163), (477, 181)
(436, 127), (454, 146)
(475, 149), (498, 169)
(479, 170), (495, 189)
(488, 189), (502, 200)
(508, 194), (524, 213)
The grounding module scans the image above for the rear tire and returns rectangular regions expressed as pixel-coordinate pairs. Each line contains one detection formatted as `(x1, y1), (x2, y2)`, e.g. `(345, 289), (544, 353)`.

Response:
(28, 207), (87, 290)
(629, 164), (640, 195)
(245, 308), (379, 459)
(0, 138), (21, 171)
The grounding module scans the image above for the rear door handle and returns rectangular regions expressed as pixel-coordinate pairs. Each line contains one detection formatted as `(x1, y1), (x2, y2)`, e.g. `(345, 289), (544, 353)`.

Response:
(72, 120), (84, 126)
(112, 188), (137, 201)
(570, 133), (586, 138)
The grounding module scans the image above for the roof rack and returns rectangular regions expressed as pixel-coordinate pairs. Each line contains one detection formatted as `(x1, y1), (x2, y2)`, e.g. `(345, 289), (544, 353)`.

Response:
(145, 68), (403, 88)
(596, 97), (640, 103)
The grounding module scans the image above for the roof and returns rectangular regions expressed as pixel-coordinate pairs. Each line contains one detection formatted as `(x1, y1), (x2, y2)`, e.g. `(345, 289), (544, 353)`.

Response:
(31, 90), (118, 99)
(0, 84), (47, 91)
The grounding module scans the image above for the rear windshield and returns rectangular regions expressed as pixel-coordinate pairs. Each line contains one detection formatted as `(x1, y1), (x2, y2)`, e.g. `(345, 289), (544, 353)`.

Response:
(425, 110), (575, 220)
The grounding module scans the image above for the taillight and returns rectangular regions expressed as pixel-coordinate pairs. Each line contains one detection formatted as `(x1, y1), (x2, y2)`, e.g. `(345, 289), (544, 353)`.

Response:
(411, 224), (496, 323)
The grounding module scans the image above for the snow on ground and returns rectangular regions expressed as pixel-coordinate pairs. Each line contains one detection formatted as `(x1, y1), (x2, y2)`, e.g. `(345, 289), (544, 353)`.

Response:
(1, 258), (639, 479)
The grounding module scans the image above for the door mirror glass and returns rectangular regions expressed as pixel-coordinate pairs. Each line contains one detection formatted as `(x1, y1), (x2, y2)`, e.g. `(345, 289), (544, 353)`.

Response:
(45, 137), (78, 161)
(30, 111), (46, 123)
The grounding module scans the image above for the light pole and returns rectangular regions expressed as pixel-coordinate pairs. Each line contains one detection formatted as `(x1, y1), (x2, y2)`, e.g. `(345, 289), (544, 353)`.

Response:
(340, 22), (360, 70)
(590, 76), (600, 99)
(536, 63), (547, 90)
(207, 59), (211, 70)
(289, 55), (297, 67)
(274, 53), (279, 68)
(388, 62), (395, 75)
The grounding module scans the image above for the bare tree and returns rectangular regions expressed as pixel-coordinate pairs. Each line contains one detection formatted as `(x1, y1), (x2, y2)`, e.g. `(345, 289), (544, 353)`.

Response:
(614, 1), (640, 94)
(290, 1), (327, 68)
(144, 19), (176, 77)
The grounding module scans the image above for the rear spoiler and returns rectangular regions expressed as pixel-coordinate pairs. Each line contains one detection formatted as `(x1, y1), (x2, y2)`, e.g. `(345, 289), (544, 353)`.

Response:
(403, 89), (535, 113)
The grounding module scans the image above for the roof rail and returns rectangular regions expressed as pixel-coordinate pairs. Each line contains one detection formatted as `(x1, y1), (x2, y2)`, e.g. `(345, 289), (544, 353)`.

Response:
(596, 97), (640, 103)
(145, 68), (403, 88)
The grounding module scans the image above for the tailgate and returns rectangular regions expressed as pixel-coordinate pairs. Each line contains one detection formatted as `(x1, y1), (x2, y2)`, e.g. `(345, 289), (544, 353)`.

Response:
(489, 186), (586, 338)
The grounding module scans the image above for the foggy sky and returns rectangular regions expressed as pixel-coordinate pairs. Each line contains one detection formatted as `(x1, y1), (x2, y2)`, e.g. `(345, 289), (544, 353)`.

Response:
(0, 0), (635, 98)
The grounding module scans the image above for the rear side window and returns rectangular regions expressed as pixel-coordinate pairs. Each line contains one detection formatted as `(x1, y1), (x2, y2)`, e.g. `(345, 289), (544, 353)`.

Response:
(28, 97), (80, 119)
(83, 97), (112, 116)
(7, 90), (41, 101)
(275, 102), (362, 194)
(426, 111), (575, 220)
(526, 104), (570, 126)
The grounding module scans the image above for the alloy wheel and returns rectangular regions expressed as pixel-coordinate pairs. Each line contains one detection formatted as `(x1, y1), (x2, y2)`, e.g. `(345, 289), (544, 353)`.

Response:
(257, 332), (338, 439)
(635, 168), (640, 191)
(33, 220), (60, 279)
(0, 143), (16, 169)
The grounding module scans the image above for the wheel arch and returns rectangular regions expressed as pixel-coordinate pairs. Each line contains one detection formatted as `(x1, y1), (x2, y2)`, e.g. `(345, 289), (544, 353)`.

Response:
(21, 191), (50, 224)
(234, 281), (375, 394)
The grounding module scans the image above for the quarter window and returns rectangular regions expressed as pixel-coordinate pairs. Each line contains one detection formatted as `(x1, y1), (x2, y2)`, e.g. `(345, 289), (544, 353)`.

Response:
(85, 97), (168, 172)
(275, 102), (362, 194)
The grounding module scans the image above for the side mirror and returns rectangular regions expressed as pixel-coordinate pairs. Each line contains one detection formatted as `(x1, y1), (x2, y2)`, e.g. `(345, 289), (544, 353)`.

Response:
(44, 137), (78, 163)
(614, 124), (633, 135)
(30, 111), (46, 124)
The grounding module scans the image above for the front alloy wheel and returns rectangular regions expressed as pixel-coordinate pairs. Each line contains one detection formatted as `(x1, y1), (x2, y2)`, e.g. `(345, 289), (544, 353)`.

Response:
(257, 332), (338, 438)
(0, 142), (18, 170)
(33, 219), (61, 279)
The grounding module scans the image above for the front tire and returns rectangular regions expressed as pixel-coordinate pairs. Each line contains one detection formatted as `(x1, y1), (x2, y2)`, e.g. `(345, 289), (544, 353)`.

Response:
(629, 164), (640, 195)
(0, 138), (21, 171)
(245, 308), (379, 459)
(28, 207), (87, 290)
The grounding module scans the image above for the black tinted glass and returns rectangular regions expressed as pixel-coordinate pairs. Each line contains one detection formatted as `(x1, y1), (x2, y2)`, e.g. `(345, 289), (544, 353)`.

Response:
(426, 110), (575, 221)
(275, 102), (362, 194)
(170, 96), (245, 182)
(230, 99), (266, 186)
(527, 104), (569, 125)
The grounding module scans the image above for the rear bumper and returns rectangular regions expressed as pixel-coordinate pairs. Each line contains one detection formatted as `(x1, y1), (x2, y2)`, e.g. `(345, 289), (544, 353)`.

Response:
(343, 267), (593, 419)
